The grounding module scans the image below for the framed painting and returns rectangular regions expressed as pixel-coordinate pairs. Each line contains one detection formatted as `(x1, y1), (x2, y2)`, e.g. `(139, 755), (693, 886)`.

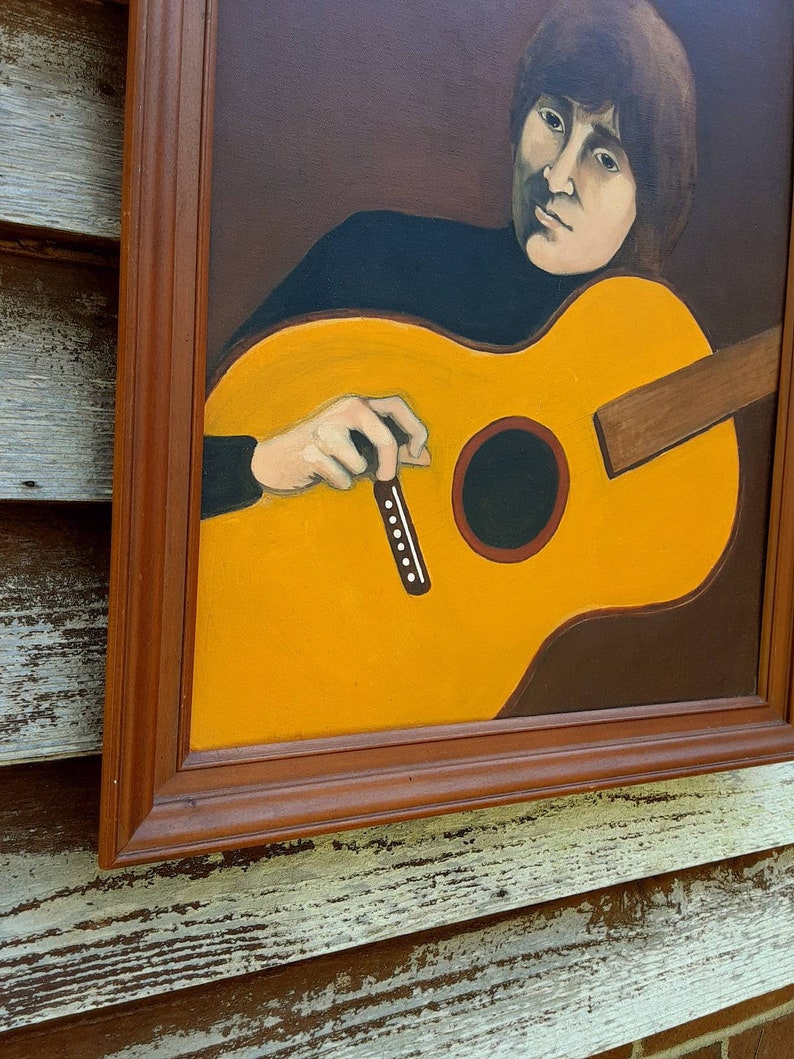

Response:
(100, 0), (794, 867)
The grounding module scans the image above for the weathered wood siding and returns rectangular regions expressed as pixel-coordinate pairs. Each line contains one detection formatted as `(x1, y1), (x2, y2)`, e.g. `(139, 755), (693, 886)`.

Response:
(0, 1), (792, 1055)
(0, 505), (109, 762)
(4, 849), (793, 1059)
(0, 0), (125, 239)
(0, 253), (117, 501)
(3, 759), (794, 1032)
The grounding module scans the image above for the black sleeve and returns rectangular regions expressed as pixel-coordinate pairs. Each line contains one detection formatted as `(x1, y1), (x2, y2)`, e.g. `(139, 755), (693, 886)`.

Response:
(201, 435), (262, 520)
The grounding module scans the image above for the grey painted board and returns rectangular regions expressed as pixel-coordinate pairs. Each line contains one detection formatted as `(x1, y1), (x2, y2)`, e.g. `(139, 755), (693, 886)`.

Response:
(0, 0), (126, 239)
(0, 253), (117, 501)
(0, 506), (109, 763)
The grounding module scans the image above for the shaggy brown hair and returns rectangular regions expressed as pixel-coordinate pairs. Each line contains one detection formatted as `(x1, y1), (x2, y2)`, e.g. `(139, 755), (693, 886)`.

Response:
(511, 0), (697, 275)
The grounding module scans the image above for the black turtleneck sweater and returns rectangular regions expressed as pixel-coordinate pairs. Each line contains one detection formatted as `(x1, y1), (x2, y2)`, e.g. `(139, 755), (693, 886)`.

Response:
(202, 210), (589, 518)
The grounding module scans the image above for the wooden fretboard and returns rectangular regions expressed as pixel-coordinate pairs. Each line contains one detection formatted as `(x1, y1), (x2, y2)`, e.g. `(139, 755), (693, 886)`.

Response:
(594, 327), (781, 477)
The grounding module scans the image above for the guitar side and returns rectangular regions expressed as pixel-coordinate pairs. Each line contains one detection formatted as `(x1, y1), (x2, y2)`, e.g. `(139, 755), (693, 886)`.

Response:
(190, 277), (739, 750)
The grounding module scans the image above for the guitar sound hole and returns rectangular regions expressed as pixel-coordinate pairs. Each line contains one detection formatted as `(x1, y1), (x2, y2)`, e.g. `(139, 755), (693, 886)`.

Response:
(452, 417), (569, 563)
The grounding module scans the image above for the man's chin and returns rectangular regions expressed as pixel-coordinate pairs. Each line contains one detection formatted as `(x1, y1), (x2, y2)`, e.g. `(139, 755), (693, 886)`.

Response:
(524, 231), (572, 276)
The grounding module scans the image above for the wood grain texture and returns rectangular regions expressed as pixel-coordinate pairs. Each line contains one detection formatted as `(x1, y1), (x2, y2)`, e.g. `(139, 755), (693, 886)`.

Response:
(595, 326), (782, 476)
(3, 756), (794, 1031)
(0, 0), (126, 239)
(0, 252), (117, 500)
(2, 845), (793, 1058)
(0, 506), (110, 764)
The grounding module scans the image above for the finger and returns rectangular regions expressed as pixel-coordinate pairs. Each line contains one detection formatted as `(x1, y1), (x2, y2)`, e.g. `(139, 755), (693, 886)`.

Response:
(368, 396), (429, 459)
(303, 444), (354, 490)
(315, 423), (369, 477)
(342, 401), (400, 480)
(398, 444), (431, 468)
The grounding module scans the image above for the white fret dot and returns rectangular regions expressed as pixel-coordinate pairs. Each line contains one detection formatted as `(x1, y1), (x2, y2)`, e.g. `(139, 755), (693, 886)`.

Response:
(393, 529), (402, 539)
(402, 558), (410, 567)
(384, 500), (393, 509)
(388, 515), (398, 524)
(397, 542), (405, 551)
(407, 573), (416, 583)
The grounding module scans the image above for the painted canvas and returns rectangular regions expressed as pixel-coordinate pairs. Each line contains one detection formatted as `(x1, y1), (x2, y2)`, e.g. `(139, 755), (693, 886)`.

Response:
(190, 0), (792, 750)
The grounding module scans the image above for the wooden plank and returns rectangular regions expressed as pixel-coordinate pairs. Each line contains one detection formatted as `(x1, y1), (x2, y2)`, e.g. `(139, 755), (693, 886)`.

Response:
(0, 0), (126, 240)
(2, 757), (794, 1031)
(595, 326), (782, 477)
(2, 846), (793, 1058)
(0, 252), (117, 500)
(0, 506), (110, 763)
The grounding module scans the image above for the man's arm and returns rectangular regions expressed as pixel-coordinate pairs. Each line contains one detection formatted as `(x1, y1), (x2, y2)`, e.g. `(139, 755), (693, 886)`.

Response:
(202, 212), (428, 519)
(249, 396), (429, 494)
(201, 435), (262, 519)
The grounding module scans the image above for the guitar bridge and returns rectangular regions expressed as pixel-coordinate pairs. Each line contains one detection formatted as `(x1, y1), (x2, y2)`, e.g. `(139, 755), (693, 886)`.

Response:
(373, 479), (431, 596)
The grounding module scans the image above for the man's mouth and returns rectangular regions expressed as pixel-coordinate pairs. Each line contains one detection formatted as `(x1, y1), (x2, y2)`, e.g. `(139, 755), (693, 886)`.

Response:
(533, 202), (573, 232)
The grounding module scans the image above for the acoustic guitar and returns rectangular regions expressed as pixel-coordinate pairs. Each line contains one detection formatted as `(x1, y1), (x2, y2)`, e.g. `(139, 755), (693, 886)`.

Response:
(190, 276), (779, 750)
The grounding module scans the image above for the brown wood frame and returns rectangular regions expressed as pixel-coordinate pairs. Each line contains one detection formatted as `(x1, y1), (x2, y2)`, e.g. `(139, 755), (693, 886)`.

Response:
(99, 0), (794, 868)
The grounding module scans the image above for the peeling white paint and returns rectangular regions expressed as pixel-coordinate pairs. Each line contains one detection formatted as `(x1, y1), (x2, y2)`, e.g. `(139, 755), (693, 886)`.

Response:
(2, 764), (794, 1031)
(65, 850), (794, 1059)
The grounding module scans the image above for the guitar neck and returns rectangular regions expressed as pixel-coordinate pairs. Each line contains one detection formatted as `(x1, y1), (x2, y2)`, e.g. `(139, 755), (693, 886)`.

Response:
(594, 326), (781, 477)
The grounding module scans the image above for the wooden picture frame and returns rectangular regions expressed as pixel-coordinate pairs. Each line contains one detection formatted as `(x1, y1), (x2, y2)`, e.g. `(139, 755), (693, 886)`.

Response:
(99, 0), (794, 867)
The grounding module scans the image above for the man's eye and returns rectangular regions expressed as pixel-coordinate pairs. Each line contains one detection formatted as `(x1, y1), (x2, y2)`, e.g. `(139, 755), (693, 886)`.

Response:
(594, 149), (620, 173)
(539, 107), (564, 133)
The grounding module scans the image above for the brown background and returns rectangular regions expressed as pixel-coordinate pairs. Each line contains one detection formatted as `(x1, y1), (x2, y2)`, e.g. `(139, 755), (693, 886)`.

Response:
(206, 0), (793, 713)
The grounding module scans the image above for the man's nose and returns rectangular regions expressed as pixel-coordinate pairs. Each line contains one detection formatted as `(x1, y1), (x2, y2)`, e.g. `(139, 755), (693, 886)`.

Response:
(543, 138), (577, 196)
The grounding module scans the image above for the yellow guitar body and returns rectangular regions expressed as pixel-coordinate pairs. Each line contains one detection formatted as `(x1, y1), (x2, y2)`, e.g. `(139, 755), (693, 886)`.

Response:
(191, 277), (739, 749)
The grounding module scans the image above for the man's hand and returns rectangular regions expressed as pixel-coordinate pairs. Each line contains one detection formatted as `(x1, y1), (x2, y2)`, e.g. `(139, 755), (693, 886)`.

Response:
(250, 395), (430, 495)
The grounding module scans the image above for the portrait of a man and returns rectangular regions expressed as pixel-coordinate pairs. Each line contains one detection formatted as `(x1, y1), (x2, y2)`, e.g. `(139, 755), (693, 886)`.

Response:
(189, 0), (792, 750)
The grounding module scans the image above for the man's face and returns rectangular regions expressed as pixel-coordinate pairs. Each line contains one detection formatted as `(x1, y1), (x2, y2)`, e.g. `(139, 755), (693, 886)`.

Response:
(511, 94), (637, 275)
